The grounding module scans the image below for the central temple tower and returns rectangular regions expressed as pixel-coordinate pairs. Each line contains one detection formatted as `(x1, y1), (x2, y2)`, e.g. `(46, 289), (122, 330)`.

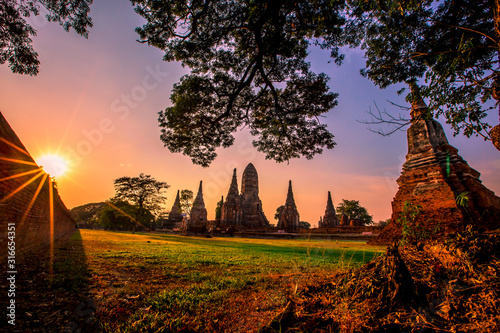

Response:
(238, 163), (269, 227)
(221, 163), (269, 227)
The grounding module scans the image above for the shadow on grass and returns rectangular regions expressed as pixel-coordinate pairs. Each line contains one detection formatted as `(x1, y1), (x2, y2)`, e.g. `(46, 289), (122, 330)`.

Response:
(2, 229), (95, 333)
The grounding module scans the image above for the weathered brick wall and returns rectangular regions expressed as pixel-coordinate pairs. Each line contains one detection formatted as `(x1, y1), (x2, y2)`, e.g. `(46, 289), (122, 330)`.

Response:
(0, 111), (75, 261)
(372, 107), (500, 245)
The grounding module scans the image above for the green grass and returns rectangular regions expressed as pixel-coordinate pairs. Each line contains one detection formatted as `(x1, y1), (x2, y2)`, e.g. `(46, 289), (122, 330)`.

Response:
(76, 230), (384, 332)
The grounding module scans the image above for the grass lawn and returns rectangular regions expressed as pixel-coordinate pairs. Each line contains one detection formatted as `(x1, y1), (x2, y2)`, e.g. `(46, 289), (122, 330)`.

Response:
(10, 229), (385, 333)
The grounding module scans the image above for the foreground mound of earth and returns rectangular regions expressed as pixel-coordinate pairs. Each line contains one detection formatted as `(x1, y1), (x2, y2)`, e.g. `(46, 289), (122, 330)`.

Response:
(262, 227), (500, 333)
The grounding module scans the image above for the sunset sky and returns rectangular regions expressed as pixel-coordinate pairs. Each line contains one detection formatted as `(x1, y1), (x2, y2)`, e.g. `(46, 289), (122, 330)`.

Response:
(1, 0), (499, 226)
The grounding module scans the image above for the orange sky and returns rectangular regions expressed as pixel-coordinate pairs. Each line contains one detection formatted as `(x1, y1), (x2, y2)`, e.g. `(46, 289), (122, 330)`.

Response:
(1, 0), (499, 226)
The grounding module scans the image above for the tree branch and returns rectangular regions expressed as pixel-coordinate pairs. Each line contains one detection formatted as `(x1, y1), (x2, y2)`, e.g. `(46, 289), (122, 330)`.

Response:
(358, 101), (411, 136)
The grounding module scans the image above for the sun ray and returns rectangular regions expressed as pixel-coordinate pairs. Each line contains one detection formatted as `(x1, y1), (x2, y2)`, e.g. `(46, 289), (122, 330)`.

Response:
(0, 170), (44, 203)
(0, 137), (31, 157)
(18, 173), (49, 228)
(49, 177), (54, 281)
(0, 168), (41, 182)
(56, 65), (97, 154)
(0, 157), (38, 166)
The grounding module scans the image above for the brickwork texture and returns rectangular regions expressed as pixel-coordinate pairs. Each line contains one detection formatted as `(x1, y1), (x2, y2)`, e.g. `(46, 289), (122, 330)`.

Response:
(0, 111), (75, 261)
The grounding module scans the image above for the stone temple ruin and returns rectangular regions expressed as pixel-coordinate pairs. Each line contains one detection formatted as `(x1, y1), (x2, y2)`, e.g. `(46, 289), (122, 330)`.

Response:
(189, 181), (208, 228)
(220, 163), (269, 228)
(375, 97), (500, 243)
(168, 190), (182, 222)
(277, 181), (300, 232)
(319, 191), (339, 227)
(166, 93), (499, 241)
(161, 190), (183, 229)
(317, 192), (365, 228)
(220, 169), (240, 225)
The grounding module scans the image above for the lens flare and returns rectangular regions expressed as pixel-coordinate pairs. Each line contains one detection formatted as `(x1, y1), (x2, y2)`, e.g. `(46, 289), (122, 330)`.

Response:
(37, 154), (68, 178)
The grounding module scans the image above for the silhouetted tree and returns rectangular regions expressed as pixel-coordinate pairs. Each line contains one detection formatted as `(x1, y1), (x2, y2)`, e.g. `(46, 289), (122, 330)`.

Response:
(98, 200), (156, 231)
(10, 0), (499, 161)
(274, 205), (284, 221)
(336, 199), (373, 226)
(132, 0), (343, 166)
(70, 202), (105, 227)
(1, 0), (93, 75)
(300, 221), (311, 229)
(113, 173), (169, 232)
(99, 200), (133, 231)
(132, 0), (500, 158)
(343, 0), (500, 150)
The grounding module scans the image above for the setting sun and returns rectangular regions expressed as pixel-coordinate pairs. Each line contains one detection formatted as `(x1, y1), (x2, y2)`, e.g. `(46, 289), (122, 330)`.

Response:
(37, 154), (68, 178)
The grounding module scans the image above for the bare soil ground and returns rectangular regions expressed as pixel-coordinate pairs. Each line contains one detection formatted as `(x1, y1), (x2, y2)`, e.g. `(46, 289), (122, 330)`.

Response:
(262, 227), (500, 332)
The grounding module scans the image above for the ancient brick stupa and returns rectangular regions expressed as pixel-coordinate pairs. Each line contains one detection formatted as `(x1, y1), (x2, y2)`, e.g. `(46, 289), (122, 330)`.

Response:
(278, 181), (300, 232)
(168, 190), (183, 222)
(162, 189), (183, 229)
(221, 168), (240, 225)
(239, 163), (269, 227)
(189, 181), (208, 227)
(221, 163), (269, 228)
(376, 96), (500, 244)
(320, 191), (339, 227)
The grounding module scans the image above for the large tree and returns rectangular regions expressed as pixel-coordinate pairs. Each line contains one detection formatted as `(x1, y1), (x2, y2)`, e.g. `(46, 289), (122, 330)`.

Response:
(132, 0), (345, 166)
(132, 0), (500, 160)
(1, 0), (93, 75)
(343, 0), (500, 150)
(113, 173), (169, 231)
(274, 205), (284, 221)
(336, 199), (373, 225)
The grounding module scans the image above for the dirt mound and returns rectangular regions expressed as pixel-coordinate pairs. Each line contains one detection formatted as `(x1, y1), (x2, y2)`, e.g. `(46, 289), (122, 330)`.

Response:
(261, 227), (500, 332)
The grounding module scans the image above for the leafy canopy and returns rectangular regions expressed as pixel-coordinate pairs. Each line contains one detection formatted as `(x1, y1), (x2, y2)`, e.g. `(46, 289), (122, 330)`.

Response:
(300, 221), (311, 229)
(345, 0), (499, 142)
(274, 205), (284, 221)
(113, 173), (169, 230)
(336, 199), (373, 225)
(0, 0), (93, 75)
(132, 0), (500, 164)
(132, 0), (344, 166)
